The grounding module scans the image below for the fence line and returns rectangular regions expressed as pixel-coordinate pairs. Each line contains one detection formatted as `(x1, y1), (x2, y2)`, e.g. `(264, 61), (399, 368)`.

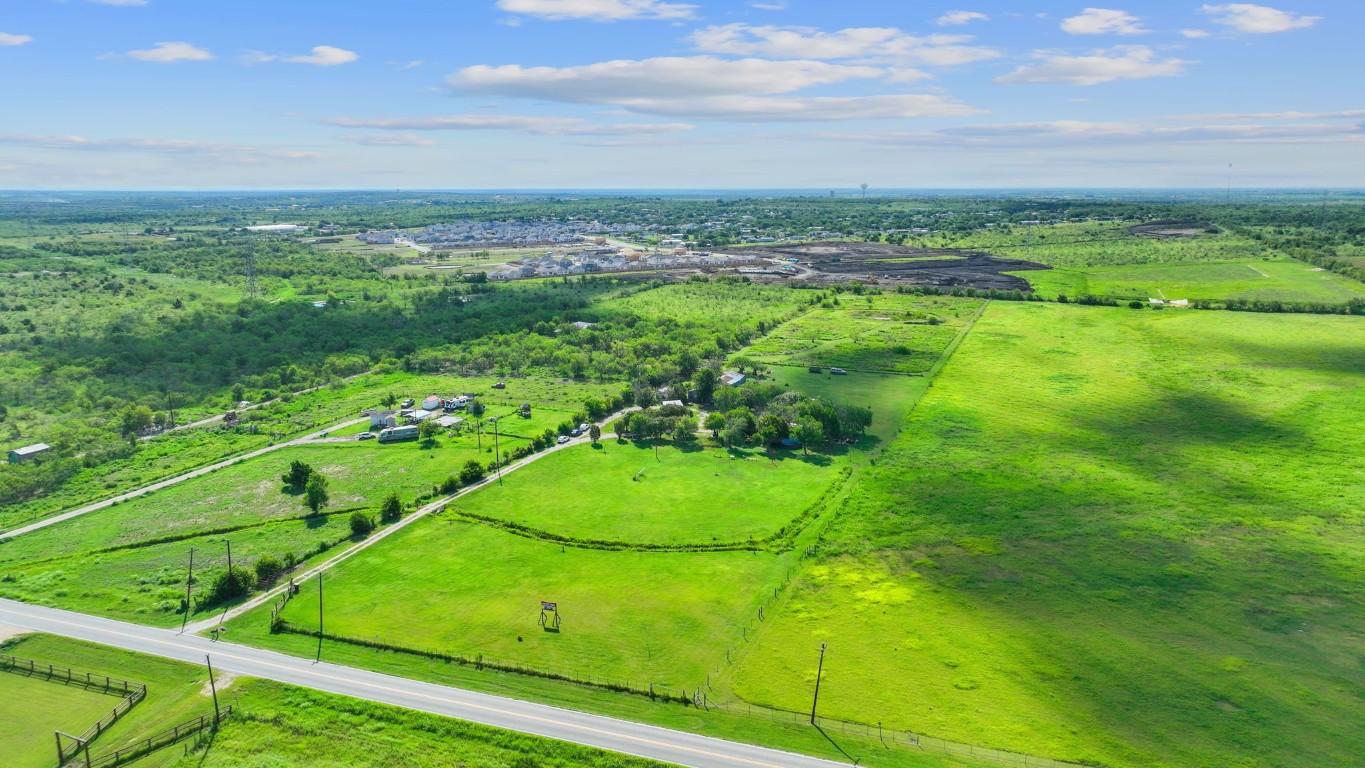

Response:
(1, 654), (149, 767)
(70, 707), (233, 768)
(704, 699), (1088, 768)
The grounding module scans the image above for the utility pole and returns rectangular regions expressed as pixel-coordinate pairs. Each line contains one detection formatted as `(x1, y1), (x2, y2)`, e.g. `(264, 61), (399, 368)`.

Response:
(180, 547), (196, 633)
(224, 539), (233, 579)
(810, 642), (828, 724)
(316, 572), (324, 662)
(493, 417), (502, 485)
(205, 655), (221, 724)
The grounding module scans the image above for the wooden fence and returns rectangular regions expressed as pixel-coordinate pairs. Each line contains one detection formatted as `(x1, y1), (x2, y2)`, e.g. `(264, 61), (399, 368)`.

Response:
(69, 708), (233, 768)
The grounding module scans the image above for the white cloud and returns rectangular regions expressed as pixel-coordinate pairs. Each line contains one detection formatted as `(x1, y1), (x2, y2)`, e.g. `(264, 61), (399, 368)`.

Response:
(687, 24), (1000, 65)
(127, 42), (213, 63)
(750, 1), (787, 9)
(1200, 4), (1320, 33)
(285, 45), (358, 66)
(337, 133), (438, 147)
(1180, 28), (1212, 38)
(997, 46), (1188, 86)
(0, 32), (33, 46)
(1060, 8), (1148, 35)
(616, 94), (982, 121)
(809, 117), (1364, 150)
(936, 10), (988, 26)
(449, 57), (883, 101)
(494, 0), (697, 21)
(239, 50), (278, 65)
(0, 133), (323, 163)
(324, 114), (696, 136)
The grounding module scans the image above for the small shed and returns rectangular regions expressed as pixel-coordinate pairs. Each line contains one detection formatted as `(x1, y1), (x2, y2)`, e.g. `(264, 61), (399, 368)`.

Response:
(434, 415), (464, 429)
(421, 395), (443, 411)
(720, 371), (747, 387)
(8, 443), (51, 464)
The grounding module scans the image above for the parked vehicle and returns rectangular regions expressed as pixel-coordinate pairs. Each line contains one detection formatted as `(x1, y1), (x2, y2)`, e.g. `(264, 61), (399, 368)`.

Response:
(807, 366), (822, 373)
(378, 425), (420, 443)
(358, 432), (375, 440)
(830, 367), (848, 375)
(556, 435), (571, 444)
(400, 398), (415, 408)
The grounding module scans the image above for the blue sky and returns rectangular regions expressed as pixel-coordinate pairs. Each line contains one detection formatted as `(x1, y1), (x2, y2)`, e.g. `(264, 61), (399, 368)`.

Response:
(1, 0), (1359, 188)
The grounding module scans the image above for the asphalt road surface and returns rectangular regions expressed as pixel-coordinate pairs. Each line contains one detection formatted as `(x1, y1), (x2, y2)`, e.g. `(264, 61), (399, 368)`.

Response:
(0, 599), (851, 768)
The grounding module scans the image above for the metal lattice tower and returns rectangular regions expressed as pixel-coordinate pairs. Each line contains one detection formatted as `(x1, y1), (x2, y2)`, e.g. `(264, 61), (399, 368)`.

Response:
(244, 251), (259, 300)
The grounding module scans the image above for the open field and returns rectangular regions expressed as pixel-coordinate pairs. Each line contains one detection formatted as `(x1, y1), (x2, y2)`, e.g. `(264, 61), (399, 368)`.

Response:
(1015, 258), (1365, 304)
(251, 520), (793, 686)
(730, 302), (1365, 768)
(1, 634), (222, 768)
(743, 295), (982, 375)
(448, 441), (844, 546)
(1, 668), (123, 768)
(950, 221), (1274, 268)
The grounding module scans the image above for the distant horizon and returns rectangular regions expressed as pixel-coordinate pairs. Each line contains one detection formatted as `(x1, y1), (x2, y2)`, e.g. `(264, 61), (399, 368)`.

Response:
(2, 1), (1360, 188)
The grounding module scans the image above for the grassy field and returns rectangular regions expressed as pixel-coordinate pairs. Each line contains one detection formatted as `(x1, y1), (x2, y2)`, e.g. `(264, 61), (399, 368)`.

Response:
(730, 302), (1365, 768)
(449, 441), (844, 545)
(742, 295), (982, 375)
(249, 520), (793, 686)
(1, 634), (679, 768)
(1, 669), (124, 768)
(950, 221), (1274, 267)
(1016, 258), (1365, 303)
(1, 634), (223, 768)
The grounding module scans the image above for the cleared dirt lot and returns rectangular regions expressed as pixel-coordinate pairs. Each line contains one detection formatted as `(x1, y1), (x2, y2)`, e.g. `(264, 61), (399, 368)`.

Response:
(718, 242), (1051, 290)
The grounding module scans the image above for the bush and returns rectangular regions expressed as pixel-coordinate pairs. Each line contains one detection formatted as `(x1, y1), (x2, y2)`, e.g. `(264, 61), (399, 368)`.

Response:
(198, 568), (255, 609)
(254, 554), (283, 587)
(281, 460), (313, 488)
(380, 492), (404, 523)
(1129, 300), (1146, 309)
(349, 512), (376, 538)
(458, 459), (485, 485)
(439, 475), (459, 495)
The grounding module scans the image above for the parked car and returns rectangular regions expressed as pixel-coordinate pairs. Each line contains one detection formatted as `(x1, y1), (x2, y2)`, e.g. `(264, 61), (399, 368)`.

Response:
(358, 432), (375, 440)
(830, 367), (848, 375)
(556, 435), (571, 444)
(400, 398), (415, 408)
(578, 423), (590, 432)
(570, 428), (582, 437)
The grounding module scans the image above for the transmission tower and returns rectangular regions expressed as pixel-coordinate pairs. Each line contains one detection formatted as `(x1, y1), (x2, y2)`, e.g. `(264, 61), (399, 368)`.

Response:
(244, 251), (259, 300)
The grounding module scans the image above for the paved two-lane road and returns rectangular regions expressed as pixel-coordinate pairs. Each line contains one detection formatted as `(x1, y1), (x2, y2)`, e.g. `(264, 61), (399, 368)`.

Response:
(0, 599), (851, 768)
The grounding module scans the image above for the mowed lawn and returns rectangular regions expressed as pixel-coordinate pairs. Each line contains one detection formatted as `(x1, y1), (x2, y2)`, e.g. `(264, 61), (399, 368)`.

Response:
(1016, 258), (1365, 304)
(1, 634), (221, 768)
(0, 671), (123, 768)
(451, 441), (842, 545)
(263, 520), (792, 686)
(732, 303), (1365, 768)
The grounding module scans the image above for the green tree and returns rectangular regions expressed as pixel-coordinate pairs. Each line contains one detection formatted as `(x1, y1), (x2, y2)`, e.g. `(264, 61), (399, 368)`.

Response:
(119, 405), (155, 437)
(254, 554), (283, 586)
(281, 460), (313, 488)
(381, 392), (398, 409)
(303, 473), (329, 514)
(672, 419), (694, 443)
(794, 416), (825, 455)
(692, 368), (718, 405)
(379, 492), (404, 523)
(458, 459), (485, 485)
(703, 411), (726, 437)
(419, 419), (440, 444)
(589, 423), (602, 443)
(349, 512), (375, 538)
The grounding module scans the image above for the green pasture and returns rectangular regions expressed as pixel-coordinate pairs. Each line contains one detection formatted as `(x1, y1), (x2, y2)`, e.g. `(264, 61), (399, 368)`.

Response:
(766, 367), (929, 446)
(743, 295), (981, 375)
(951, 221), (1274, 267)
(0, 513), (352, 625)
(604, 280), (803, 325)
(732, 302), (1365, 768)
(249, 520), (793, 686)
(1016, 258), (1365, 303)
(1, 670), (122, 768)
(1, 634), (222, 768)
(0, 441), (482, 566)
(450, 441), (842, 546)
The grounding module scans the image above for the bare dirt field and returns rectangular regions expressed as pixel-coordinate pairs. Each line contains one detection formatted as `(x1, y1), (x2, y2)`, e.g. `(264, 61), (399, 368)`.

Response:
(1129, 221), (1218, 238)
(718, 242), (1051, 290)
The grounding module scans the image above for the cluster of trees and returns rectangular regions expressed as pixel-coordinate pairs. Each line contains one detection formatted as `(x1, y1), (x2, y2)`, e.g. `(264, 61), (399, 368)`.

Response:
(705, 388), (871, 452)
(281, 460), (330, 514)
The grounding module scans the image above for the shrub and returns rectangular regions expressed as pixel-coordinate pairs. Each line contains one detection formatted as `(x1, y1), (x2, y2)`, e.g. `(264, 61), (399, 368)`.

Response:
(458, 459), (485, 485)
(281, 460), (313, 488)
(349, 512), (376, 538)
(380, 492), (404, 523)
(198, 568), (255, 609)
(254, 554), (283, 586)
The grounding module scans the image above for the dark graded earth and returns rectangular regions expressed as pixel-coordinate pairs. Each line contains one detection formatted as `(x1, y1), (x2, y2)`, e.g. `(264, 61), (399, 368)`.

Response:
(1129, 221), (1219, 238)
(717, 242), (1051, 291)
